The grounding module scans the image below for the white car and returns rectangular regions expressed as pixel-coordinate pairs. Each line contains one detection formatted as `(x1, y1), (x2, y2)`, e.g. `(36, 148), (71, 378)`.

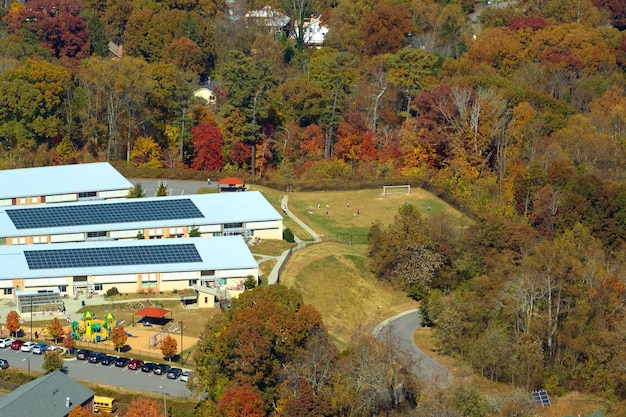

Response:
(0, 338), (13, 348)
(48, 345), (68, 354)
(20, 341), (36, 352)
(180, 371), (191, 382)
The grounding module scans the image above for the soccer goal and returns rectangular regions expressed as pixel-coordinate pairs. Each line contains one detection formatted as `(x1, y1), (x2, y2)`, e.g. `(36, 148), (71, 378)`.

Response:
(382, 185), (411, 196)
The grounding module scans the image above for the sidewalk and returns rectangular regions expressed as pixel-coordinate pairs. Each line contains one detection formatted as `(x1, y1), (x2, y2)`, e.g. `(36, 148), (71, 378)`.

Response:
(266, 195), (321, 285)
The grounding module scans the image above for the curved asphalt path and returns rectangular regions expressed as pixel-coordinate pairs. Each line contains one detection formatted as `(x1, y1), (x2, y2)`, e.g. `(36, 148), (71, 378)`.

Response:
(373, 309), (451, 388)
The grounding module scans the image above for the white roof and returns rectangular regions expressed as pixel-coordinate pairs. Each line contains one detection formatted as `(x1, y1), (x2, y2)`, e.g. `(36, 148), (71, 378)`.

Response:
(0, 191), (282, 237)
(304, 19), (328, 45)
(245, 5), (289, 27)
(0, 236), (257, 279)
(0, 162), (133, 200)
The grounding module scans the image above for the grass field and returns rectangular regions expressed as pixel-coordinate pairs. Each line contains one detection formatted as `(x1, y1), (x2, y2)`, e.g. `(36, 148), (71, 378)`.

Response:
(279, 242), (417, 348)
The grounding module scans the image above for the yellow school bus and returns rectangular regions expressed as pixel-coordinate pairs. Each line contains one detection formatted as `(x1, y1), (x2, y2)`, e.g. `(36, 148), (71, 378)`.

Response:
(93, 395), (117, 414)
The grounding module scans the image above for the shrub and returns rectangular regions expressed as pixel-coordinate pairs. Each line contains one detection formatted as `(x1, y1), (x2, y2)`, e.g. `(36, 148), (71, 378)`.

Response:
(106, 287), (120, 297)
(283, 228), (295, 243)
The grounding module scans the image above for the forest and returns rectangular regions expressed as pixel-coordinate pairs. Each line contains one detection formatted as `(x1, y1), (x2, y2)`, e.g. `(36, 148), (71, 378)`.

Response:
(4, 0), (626, 414)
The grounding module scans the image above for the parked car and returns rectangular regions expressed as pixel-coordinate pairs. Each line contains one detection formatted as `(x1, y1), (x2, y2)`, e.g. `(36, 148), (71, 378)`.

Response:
(48, 345), (68, 354)
(10, 340), (24, 350)
(20, 341), (36, 352)
(101, 355), (117, 366)
(127, 359), (144, 370)
(141, 362), (158, 373)
(88, 352), (106, 363)
(114, 357), (130, 368)
(167, 367), (182, 379)
(180, 371), (191, 382)
(0, 359), (8, 369)
(31, 343), (49, 354)
(0, 338), (14, 348)
(153, 364), (171, 375)
(76, 349), (92, 360)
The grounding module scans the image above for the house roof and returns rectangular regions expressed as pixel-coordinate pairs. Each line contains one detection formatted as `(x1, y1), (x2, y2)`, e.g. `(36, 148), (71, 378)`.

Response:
(0, 236), (257, 279)
(303, 18), (329, 46)
(218, 177), (245, 185)
(134, 307), (171, 318)
(245, 5), (289, 27)
(0, 370), (94, 417)
(0, 191), (281, 237)
(0, 162), (133, 200)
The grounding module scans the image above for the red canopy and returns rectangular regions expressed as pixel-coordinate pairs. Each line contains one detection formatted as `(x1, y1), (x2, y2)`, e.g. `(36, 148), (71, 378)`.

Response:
(134, 307), (171, 318)
(218, 177), (245, 185)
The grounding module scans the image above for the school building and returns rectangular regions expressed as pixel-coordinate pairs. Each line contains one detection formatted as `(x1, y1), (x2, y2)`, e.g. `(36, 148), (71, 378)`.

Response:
(0, 236), (259, 301)
(0, 191), (284, 245)
(0, 162), (133, 206)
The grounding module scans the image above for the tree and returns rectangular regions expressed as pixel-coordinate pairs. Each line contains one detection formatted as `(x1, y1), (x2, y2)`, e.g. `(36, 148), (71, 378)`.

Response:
(386, 47), (439, 121)
(365, 0), (412, 56)
(46, 317), (65, 343)
(42, 350), (64, 374)
(5, 311), (20, 337)
(130, 136), (162, 168)
(128, 184), (146, 198)
(161, 335), (178, 361)
(7, 0), (91, 60)
(63, 330), (76, 352)
(368, 204), (444, 295)
(216, 385), (265, 417)
(190, 120), (225, 171)
(123, 398), (165, 417)
(189, 225), (201, 237)
(110, 325), (128, 352)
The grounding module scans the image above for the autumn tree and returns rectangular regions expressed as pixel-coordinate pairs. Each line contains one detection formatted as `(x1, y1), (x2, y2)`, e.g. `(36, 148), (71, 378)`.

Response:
(190, 119), (225, 171)
(364, 0), (412, 56)
(63, 330), (76, 352)
(43, 350), (64, 374)
(368, 203), (444, 297)
(110, 325), (128, 352)
(6, 311), (20, 337)
(6, 0), (91, 60)
(128, 184), (146, 198)
(195, 286), (325, 410)
(161, 334), (178, 361)
(68, 405), (98, 417)
(216, 385), (265, 417)
(46, 317), (65, 342)
(123, 398), (165, 417)
(130, 137), (162, 168)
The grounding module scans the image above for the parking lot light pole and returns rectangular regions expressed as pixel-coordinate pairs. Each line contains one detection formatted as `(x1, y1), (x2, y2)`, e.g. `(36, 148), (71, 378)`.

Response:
(30, 296), (33, 342)
(22, 357), (30, 379)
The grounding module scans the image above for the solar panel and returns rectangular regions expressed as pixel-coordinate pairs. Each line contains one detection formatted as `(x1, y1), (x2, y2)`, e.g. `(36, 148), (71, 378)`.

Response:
(24, 243), (202, 270)
(531, 390), (551, 406)
(7, 199), (203, 230)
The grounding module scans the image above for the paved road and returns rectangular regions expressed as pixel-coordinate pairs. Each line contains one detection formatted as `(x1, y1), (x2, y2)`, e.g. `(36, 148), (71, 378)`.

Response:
(127, 178), (210, 197)
(0, 345), (192, 398)
(373, 310), (451, 388)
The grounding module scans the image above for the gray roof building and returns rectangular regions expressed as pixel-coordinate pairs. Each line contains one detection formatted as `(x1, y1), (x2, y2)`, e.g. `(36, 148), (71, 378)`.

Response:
(0, 162), (133, 205)
(0, 370), (95, 417)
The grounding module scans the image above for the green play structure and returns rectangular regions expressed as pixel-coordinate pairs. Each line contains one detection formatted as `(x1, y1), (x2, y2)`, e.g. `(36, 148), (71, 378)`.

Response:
(71, 311), (117, 343)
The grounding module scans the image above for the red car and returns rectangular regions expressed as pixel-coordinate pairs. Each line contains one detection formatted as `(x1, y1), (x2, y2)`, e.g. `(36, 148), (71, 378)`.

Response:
(127, 359), (144, 370)
(10, 340), (24, 350)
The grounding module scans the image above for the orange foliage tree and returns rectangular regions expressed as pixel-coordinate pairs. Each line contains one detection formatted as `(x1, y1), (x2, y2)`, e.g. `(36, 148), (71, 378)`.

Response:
(110, 325), (128, 352)
(216, 385), (265, 417)
(46, 317), (65, 342)
(5, 311), (20, 337)
(160, 335), (178, 361)
(63, 330), (76, 352)
(123, 398), (165, 417)
(68, 405), (98, 417)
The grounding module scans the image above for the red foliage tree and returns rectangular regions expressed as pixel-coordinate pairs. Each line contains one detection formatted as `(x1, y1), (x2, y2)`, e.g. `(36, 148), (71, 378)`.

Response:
(191, 120), (225, 171)
(229, 141), (252, 166)
(365, 0), (412, 56)
(216, 385), (265, 417)
(359, 131), (379, 161)
(6, 0), (91, 60)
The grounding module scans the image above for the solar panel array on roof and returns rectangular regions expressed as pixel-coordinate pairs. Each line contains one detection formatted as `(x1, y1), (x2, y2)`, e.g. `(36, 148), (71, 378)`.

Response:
(7, 199), (203, 229)
(24, 244), (202, 270)
(531, 390), (551, 406)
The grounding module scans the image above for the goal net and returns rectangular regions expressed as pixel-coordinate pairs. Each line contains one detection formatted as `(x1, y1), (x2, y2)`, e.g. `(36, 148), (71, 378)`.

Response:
(382, 185), (411, 196)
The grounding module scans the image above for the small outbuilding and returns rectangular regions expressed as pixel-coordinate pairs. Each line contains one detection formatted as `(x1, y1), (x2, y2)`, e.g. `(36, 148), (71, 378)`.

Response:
(218, 177), (246, 192)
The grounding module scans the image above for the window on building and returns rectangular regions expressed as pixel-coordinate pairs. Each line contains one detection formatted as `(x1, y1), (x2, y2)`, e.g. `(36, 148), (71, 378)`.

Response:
(59, 285), (67, 292)
(3, 288), (12, 296)
(224, 222), (243, 229)
(78, 191), (97, 198)
(188, 279), (197, 286)
(94, 284), (103, 291)
(87, 231), (107, 238)
(204, 297), (208, 303)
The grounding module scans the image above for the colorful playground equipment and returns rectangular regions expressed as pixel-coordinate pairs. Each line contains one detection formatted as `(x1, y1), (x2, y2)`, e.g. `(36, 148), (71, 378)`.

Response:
(71, 311), (119, 343)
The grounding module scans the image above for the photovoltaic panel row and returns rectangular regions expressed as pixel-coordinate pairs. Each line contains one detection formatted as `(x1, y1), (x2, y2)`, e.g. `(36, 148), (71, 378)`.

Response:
(7, 199), (203, 230)
(24, 244), (203, 270)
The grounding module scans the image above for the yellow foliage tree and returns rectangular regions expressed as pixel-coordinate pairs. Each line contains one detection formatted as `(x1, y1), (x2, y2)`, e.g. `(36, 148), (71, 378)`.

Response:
(160, 335), (178, 361)
(110, 325), (128, 352)
(130, 136), (162, 168)
(46, 317), (65, 342)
